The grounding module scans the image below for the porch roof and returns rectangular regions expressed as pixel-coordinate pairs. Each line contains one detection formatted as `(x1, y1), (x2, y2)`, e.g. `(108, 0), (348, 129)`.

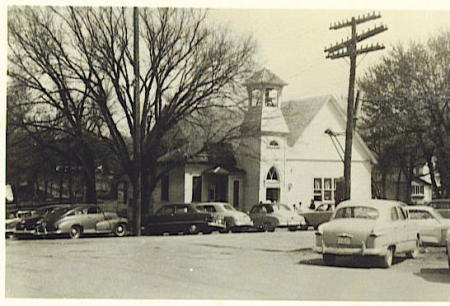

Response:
(203, 165), (245, 175)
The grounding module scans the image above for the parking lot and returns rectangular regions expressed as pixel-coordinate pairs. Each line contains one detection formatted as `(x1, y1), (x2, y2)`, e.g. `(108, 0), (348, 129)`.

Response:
(5, 230), (450, 301)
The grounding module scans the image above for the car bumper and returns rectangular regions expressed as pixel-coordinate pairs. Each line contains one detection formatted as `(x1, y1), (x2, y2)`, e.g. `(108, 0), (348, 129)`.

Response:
(233, 220), (253, 227)
(313, 242), (387, 256)
(207, 222), (226, 229)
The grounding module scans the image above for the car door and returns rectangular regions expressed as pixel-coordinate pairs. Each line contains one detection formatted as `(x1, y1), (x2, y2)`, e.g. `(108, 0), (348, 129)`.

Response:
(249, 206), (263, 227)
(85, 206), (105, 233)
(389, 206), (405, 251)
(150, 206), (175, 233)
(408, 209), (443, 244)
(95, 208), (113, 233)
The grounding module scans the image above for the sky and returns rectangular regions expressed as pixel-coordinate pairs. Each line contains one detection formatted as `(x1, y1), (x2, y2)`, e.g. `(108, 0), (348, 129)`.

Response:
(3, 1), (450, 102)
(207, 9), (450, 101)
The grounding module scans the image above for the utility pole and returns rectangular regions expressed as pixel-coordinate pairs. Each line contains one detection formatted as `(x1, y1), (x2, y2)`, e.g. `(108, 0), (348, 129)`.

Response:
(133, 7), (142, 236)
(325, 12), (387, 201)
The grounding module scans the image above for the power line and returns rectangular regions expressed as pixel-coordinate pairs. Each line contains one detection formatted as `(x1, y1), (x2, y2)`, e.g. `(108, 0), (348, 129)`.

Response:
(324, 11), (387, 201)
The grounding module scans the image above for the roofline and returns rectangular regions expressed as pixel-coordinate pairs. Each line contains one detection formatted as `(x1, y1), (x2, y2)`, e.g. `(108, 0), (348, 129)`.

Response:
(326, 95), (378, 165)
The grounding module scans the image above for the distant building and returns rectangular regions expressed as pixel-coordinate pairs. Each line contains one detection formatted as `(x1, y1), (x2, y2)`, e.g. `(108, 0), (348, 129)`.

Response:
(150, 68), (376, 212)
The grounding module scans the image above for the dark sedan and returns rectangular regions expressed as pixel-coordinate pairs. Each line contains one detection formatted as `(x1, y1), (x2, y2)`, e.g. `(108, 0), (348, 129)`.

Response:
(144, 203), (225, 235)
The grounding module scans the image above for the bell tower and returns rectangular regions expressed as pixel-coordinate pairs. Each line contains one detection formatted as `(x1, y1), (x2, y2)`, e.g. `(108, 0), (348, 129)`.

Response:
(237, 68), (290, 210)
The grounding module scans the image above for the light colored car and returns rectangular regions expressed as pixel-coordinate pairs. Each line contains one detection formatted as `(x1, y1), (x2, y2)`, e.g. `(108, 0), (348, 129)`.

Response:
(16, 205), (128, 239)
(427, 199), (450, 219)
(406, 205), (450, 246)
(249, 203), (307, 232)
(314, 199), (420, 268)
(194, 202), (253, 233)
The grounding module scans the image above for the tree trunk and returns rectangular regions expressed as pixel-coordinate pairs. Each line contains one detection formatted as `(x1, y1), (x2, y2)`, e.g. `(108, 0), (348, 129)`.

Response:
(59, 173), (63, 201)
(435, 147), (450, 198)
(426, 155), (440, 199)
(77, 142), (97, 203)
(395, 169), (402, 201)
(404, 167), (413, 205)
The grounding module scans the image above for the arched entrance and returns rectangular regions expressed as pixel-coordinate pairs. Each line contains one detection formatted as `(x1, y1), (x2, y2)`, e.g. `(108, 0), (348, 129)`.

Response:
(265, 166), (280, 202)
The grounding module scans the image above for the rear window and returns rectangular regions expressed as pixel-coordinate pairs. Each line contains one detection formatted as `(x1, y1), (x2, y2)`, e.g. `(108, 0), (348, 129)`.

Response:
(334, 206), (379, 220)
(223, 204), (235, 211)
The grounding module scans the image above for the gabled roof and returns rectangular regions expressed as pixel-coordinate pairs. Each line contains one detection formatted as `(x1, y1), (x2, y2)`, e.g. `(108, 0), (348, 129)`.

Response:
(280, 94), (377, 164)
(281, 95), (331, 146)
(243, 68), (288, 87)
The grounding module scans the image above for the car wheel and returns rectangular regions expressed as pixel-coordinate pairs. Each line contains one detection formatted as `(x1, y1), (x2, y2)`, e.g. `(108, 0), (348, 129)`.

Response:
(69, 225), (82, 239)
(406, 239), (420, 259)
(186, 224), (199, 235)
(219, 221), (231, 233)
(288, 226), (297, 232)
(380, 247), (394, 268)
(323, 254), (336, 266)
(114, 223), (127, 237)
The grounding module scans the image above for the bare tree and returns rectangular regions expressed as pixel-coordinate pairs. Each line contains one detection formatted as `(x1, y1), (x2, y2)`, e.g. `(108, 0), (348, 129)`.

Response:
(8, 7), (107, 203)
(8, 6), (256, 232)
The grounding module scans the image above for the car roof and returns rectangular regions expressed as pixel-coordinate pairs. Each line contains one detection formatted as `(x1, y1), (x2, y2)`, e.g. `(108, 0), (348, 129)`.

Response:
(405, 205), (434, 211)
(337, 199), (407, 209)
(193, 202), (229, 206)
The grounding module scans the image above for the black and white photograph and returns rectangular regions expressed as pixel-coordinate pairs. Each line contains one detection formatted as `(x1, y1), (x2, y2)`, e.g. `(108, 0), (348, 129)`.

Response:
(2, 0), (450, 304)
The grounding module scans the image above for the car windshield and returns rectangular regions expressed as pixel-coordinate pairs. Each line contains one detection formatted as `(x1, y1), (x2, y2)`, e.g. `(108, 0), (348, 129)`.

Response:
(48, 207), (73, 217)
(223, 204), (236, 211)
(273, 204), (291, 211)
(408, 210), (438, 220)
(334, 206), (379, 220)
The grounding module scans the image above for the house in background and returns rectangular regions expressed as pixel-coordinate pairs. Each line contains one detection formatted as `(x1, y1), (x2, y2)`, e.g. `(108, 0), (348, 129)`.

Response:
(149, 68), (377, 213)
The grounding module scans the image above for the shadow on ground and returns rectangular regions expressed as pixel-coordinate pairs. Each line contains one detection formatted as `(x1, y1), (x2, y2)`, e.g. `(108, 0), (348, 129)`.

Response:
(414, 268), (450, 284)
(299, 255), (407, 269)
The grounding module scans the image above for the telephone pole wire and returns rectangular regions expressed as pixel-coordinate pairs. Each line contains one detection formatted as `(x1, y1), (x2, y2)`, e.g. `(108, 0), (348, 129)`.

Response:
(325, 12), (387, 201)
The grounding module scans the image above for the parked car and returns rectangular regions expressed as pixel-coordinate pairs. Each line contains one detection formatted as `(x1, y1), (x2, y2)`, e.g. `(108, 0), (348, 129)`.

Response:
(406, 205), (450, 246)
(314, 199), (420, 268)
(6, 210), (34, 237)
(144, 203), (225, 235)
(15, 205), (128, 239)
(427, 199), (450, 219)
(249, 203), (307, 232)
(299, 203), (336, 230)
(194, 202), (253, 233)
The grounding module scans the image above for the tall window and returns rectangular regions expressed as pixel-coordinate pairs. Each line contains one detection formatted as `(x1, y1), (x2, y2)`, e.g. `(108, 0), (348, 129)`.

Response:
(412, 185), (424, 196)
(314, 178), (339, 202)
(314, 178), (322, 201)
(192, 176), (202, 202)
(266, 167), (279, 181)
(161, 175), (169, 202)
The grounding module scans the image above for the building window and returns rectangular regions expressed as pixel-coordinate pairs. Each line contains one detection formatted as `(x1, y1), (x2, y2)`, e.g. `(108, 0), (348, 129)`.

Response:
(161, 175), (169, 202)
(268, 140), (279, 148)
(314, 178), (339, 202)
(233, 180), (240, 208)
(412, 184), (424, 196)
(192, 176), (202, 202)
(324, 178), (332, 201)
(266, 167), (279, 181)
(314, 178), (322, 201)
(265, 88), (277, 107)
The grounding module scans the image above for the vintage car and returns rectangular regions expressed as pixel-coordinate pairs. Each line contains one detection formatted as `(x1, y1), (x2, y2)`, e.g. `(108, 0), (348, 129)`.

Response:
(15, 205), (128, 239)
(194, 202), (253, 233)
(427, 199), (450, 219)
(314, 199), (420, 268)
(406, 205), (450, 246)
(249, 203), (307, 232)
(144, 203), (226, 235)
(299, 203), (336, 230)
(6, 210), (34, 237)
